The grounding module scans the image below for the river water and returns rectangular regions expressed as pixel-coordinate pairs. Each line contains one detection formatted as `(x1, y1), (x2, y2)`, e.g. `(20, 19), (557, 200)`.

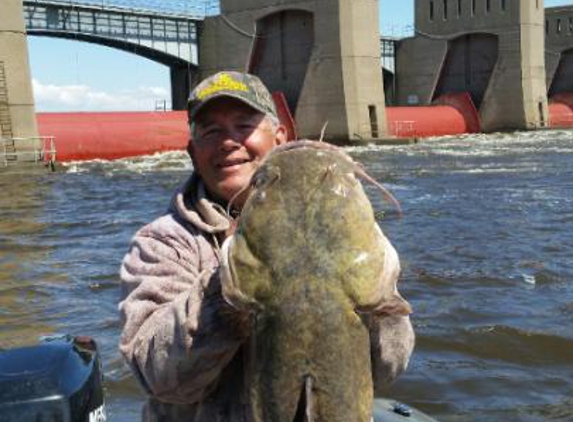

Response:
(1, 129), (572, 421)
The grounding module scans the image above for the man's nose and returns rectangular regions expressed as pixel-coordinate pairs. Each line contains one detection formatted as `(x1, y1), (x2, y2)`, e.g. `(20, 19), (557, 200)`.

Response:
(218, 130), (244, 150)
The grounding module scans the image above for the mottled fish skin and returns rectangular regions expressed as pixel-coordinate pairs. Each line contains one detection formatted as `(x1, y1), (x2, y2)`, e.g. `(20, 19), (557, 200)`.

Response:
(221, 141), (411, 422)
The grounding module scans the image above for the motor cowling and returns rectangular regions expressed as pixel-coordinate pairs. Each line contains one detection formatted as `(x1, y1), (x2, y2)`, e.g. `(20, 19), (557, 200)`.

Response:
(0, 336), (105, 422)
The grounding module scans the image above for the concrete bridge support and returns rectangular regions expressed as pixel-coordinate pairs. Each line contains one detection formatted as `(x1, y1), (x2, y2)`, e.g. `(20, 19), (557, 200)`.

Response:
(198, 0), (387, 143)
(396, 0), (548, 132)
(170, 64), (195, 111)
(0, 0), (38, 148)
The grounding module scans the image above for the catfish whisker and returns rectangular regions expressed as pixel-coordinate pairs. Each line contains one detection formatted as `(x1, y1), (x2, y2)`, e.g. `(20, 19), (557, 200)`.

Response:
(354, 165), (403, 218)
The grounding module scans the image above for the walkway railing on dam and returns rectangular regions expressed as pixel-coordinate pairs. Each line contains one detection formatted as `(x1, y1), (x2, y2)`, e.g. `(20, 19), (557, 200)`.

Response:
(1, 136), (56, 167)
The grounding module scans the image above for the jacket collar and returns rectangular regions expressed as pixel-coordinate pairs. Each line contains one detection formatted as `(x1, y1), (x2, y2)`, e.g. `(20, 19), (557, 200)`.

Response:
(169, 173), (232, 235)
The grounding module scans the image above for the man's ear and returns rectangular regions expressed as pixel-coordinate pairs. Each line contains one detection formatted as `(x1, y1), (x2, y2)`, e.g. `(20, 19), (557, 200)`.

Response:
(275, 124), (288, 146)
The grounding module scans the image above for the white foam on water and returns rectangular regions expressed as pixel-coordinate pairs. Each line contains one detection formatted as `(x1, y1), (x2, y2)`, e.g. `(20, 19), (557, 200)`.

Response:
(64, 163), (85, 174)
(347, 128), (573, 159)
(448, 167), (526, 174)
(522, 273), (537, 286)
(60, 128), (573, 176)
(344, 144), (396, 154)
(62, 150), (191, 174)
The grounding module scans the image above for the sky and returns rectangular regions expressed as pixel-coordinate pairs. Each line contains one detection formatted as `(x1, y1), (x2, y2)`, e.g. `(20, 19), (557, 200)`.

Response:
(27, 0), (571, 112)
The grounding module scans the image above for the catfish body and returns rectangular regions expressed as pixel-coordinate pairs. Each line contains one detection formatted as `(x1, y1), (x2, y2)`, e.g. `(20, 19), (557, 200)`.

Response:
(221, 141), (411, 422)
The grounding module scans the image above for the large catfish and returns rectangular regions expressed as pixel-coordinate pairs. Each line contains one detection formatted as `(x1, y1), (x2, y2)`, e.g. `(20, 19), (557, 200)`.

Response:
(220, 140), (412, 422)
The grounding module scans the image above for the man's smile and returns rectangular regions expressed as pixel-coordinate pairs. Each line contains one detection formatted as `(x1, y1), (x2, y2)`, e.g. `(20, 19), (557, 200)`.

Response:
(217, 157), (251, 170)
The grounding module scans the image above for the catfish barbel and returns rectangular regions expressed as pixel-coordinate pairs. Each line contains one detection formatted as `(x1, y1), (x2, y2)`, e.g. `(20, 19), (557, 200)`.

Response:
(221, 140), (412, 422)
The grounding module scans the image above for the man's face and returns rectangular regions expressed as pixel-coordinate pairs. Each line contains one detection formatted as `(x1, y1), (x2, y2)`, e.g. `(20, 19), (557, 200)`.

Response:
(189, 98), (287, 205)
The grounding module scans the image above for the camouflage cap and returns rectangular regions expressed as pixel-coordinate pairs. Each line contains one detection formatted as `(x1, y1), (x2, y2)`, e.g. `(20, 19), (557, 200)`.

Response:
(187, 71), (278, 122)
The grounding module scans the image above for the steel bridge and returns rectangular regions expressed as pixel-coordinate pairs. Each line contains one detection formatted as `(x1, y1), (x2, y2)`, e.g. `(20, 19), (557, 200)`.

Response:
(22, 0), (218, 109)
(23, 1), (200, 64)
(21, 0), (400, 109)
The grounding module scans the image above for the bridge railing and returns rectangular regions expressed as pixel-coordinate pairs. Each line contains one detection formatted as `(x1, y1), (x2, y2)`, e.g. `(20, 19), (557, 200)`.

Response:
(24, 0), (220, 17)
(392, 120), (417, 138)
(1, 136), (57, 166)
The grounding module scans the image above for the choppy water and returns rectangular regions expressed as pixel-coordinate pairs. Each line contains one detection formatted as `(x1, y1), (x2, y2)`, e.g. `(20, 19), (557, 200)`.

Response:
(1, 131), (572, 421)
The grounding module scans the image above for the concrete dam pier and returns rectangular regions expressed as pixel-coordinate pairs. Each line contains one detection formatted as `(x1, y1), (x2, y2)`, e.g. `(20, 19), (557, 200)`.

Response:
(0, 0), (39, 165)
(396, 0), (548, 133)
(200, 0), (389, 142)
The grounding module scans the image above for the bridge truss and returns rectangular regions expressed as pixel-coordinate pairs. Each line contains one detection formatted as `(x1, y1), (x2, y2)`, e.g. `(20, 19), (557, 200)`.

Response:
(23, 0), (205, 65)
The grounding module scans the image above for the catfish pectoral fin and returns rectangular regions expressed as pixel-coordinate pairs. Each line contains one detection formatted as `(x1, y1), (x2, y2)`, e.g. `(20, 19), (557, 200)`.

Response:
(220, 235), (255, 312)
(370, 293), (412, 317)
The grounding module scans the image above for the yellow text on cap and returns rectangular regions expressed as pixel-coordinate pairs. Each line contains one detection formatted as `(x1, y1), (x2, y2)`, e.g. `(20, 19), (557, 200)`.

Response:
(197, 74), (249, 100)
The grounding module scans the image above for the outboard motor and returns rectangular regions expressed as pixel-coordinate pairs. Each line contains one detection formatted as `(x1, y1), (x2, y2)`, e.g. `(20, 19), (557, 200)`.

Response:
(0, 336), (105, 422)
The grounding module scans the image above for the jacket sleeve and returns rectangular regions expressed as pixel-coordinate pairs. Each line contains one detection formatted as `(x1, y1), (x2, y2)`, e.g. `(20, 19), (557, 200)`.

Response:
(118, 215), (247, 404)
(370, 231), (415, 390)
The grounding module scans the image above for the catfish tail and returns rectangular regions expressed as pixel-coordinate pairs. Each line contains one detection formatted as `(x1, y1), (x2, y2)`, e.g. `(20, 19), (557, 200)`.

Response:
(293, 376), (315, 422)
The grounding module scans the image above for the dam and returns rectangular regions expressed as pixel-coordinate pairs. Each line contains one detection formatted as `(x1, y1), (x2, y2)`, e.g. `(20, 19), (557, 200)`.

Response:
(2, 0), (573, 163)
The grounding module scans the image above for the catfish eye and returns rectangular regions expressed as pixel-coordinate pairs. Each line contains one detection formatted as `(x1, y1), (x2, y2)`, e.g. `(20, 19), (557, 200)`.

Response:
(252, 166), (280, 189)
(251, 170), (266, 189)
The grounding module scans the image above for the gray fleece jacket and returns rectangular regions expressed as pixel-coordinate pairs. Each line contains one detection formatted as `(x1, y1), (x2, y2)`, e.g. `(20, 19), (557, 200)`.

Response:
(118, 173), (415, 422)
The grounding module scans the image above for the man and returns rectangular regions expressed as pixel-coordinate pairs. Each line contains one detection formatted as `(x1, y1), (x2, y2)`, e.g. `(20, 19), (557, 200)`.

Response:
(119, 71), (414, 421)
